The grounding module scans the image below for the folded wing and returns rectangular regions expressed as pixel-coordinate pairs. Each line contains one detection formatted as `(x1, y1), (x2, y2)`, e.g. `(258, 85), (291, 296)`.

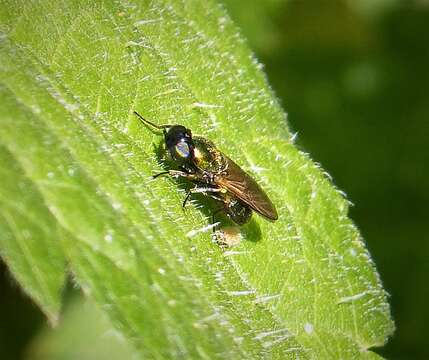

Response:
(216, 158), (278, 221)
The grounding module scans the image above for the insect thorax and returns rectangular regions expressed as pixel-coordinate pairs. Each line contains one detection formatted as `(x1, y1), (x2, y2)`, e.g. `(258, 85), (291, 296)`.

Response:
(192, 137), (227, 175)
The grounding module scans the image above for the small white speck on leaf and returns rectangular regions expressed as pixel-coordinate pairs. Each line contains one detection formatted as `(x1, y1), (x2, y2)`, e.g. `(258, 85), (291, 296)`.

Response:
(186, 223), (219, 238)
(254, 328), (290, 340)
(254, 294), (281, 304)
(214, 271), (224, 282)
(104, 233), (113, 243)
(304, 323), (314, 335)
(192, 102), (223, 109)
(290, 132), (298, 143)
(134, 19), (161, 26)
(338, 291), (369, 304)
(223, 250), (247, 256)
(112, 202), (122, 210)
(227, 290), (255, 296)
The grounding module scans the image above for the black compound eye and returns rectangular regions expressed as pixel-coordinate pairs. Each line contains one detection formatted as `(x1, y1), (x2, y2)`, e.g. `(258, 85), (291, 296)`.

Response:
(175, 140), (191, 158)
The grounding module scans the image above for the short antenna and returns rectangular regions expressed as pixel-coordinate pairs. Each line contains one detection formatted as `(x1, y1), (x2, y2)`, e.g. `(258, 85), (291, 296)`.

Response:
(133, 111), (171, 130)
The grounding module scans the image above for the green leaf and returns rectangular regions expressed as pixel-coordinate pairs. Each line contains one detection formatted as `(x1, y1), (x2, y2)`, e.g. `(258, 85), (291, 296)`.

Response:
(0, 145), (66, 323)
(0, 0), (394, 358)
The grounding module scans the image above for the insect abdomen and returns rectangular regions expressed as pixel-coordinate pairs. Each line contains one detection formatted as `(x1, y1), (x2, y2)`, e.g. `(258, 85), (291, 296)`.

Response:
(225, 197), (252, 225)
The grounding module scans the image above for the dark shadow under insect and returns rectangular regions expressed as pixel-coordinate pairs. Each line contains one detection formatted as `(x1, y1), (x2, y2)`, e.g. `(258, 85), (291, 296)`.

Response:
(135, 111), (278, 234)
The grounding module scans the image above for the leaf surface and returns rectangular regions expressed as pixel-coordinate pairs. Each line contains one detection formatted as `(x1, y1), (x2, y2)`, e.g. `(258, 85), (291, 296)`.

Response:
(0, 0), (393, 358)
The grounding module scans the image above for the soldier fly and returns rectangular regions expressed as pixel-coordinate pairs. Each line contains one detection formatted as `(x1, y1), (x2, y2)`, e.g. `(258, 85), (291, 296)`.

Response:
(134, 111), (278, 225)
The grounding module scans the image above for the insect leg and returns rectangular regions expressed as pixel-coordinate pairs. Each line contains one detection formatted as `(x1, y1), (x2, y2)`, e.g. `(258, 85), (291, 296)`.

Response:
(169, 170), (199, 180)
(211, 207), (224, 232)
(153, 170), (198, 180)
(153, 171), (171, 179)
(182, 186), (224, 208)
(203, 192), (226, 232)
(189, 187), (224, 194)
(182, 191), (192, 208)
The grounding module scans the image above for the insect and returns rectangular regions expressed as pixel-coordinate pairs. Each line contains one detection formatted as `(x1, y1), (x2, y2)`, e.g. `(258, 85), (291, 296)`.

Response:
(134, 111), (278, 225)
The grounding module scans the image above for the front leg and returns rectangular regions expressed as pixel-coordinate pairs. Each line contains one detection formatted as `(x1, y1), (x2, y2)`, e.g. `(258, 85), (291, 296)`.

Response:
(153, 170), (199, 181)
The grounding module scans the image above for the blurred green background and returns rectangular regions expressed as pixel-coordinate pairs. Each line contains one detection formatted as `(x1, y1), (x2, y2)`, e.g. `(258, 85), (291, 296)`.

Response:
(1, 1), (428, 359)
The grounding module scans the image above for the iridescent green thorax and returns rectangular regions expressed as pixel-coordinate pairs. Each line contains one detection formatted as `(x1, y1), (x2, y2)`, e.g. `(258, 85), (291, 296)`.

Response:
(192, 136), (227, 175)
